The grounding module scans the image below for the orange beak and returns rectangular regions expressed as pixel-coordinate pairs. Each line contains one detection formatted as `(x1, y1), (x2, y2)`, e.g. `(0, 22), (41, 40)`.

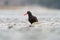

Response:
(24, 13), (27, 16)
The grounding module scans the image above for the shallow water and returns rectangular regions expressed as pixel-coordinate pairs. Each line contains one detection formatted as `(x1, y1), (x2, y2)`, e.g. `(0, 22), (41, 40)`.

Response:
(0, 6), (60, 40)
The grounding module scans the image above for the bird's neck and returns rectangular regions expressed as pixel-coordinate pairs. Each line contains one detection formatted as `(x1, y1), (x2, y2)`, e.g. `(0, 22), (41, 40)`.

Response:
(28, 14), (33, 18)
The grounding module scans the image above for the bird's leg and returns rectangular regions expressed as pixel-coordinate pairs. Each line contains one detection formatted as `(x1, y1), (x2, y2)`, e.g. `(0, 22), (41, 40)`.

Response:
(29, 24), (34, 27)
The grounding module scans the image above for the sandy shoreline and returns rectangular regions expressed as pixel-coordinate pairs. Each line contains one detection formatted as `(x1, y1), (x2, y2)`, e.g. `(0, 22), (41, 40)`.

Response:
(0, 6), (59, 10)
(0, 6), (24, 10)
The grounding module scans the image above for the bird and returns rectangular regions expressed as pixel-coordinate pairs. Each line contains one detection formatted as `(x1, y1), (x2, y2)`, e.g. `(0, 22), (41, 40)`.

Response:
(24, 11), (38, 24)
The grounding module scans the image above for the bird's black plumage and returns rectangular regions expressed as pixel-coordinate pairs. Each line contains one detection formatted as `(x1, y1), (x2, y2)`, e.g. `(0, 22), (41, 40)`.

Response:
(27, 11), (38, 24)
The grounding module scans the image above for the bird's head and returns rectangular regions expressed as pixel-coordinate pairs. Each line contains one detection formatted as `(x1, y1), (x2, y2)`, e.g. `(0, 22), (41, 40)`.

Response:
(24, 11), (32, 16)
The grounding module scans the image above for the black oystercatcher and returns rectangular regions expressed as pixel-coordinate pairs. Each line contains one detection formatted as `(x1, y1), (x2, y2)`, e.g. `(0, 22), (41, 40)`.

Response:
(24, 11), (38, 24)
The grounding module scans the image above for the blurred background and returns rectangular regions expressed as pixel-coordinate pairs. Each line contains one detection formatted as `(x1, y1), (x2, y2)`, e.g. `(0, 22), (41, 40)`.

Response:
(0, 0), (60, 40)
(0, 0), (60, 9)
